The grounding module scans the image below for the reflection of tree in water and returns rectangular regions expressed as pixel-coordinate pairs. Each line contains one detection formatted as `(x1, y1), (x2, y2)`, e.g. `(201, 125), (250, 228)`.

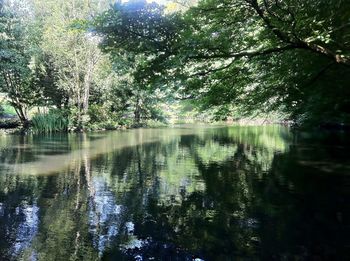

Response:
(252, 145), (350, 260)
(132, 133), (269, 259)
(3, 126), (346, 260)
(0, 171), (41, 260)
(99, 127), (289, 259)
(19, 162), (99, 260)
(145, 128), (349, 260)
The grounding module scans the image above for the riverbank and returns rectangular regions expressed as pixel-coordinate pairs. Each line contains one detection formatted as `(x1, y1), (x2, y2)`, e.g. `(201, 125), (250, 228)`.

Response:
(0, 118), (21, 134)
(2, 116), (350, 135)
(0, 117), (169, 134)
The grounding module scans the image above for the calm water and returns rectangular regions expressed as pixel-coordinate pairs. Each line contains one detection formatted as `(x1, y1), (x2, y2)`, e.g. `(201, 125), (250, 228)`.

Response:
(0, 125), (349, 260)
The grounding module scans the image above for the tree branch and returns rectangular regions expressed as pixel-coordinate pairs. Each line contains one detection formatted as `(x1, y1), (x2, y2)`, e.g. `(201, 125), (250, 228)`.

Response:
(188, 45), (297, 60)
(303, 42), (350, 66)
(247, 0), (350, 66)
(189, 60), (235, 77)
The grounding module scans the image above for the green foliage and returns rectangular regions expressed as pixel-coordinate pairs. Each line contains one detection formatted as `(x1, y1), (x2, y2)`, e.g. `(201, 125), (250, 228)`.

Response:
(95, 0), (350, 127)
(88, 104), (110, 123)
(87, 119), (120, 131)
(31, 110), (68, 133)
(0, 1), (43, 123)
(0, 103), (16, 116)
(3, 0), (350, 131)
(144, 119), (168, 128)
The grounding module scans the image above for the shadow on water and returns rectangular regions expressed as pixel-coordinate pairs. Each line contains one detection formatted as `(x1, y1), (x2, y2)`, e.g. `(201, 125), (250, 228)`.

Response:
(0, 125), (349, 260)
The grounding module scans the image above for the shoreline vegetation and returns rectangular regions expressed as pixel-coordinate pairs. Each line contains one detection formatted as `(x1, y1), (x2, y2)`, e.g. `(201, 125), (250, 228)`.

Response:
(1, 0), (350, 135)
(1, 112), (348, 135)
(0, 111), (284, 134)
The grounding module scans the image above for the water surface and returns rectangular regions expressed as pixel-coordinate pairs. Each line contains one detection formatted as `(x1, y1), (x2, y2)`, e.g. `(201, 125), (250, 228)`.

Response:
(0, 125), (349, 260)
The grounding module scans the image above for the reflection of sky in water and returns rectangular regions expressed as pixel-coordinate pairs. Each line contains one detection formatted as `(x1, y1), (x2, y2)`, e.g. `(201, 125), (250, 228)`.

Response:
(87, 177), (154, 259)
(88, 177), (122, 256)
(11, 201), (39, 257)
(0, 202), (3, 216)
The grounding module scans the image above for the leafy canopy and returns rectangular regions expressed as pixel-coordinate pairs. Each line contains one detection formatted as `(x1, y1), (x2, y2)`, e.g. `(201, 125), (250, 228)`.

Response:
(95, 0), (350, 125)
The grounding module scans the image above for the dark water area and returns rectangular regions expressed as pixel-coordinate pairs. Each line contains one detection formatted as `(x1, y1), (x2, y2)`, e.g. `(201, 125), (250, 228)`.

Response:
(0, 125), (349, 260)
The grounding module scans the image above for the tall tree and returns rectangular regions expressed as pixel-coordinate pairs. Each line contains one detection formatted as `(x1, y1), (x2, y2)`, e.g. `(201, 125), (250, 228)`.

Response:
(33, 0), (113, 129)
(94, 0), (182, 124)
(95, 0), (350, 125)
(0, 0), (42, 124)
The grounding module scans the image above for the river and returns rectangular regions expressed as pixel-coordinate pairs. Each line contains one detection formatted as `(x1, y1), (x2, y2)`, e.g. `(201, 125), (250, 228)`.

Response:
(0, 125), (349, 260)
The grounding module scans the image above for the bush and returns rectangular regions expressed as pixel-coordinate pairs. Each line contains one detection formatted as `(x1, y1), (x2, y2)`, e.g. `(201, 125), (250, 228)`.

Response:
(88, 104), (109, 123)
(0, 104), (17, 117)
(87, 119), (128, 131)
(31, 110), (68, 133)
(144, 119), (168, 128)
(117, 118), (133, 128)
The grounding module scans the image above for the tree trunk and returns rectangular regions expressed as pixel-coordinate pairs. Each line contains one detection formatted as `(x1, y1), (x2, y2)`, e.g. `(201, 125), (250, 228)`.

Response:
(134, 97), (141, 126)
(14, 105), (29, 127)
(83, 58), (93, 115)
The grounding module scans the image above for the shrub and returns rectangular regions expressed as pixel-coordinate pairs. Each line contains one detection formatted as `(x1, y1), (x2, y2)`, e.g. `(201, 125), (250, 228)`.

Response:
(144, 119), (168, 128)
(31, 110), (68, 133)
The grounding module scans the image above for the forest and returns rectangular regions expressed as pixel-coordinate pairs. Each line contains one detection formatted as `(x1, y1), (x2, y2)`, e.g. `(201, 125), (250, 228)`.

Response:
(1, 0), (350, 132)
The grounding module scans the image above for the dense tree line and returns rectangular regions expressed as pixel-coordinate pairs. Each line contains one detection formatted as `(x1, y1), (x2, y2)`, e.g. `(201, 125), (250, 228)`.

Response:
(96, 0), (350, 126)
(1, 0), (350, 130)
(0, 0), (166, 131)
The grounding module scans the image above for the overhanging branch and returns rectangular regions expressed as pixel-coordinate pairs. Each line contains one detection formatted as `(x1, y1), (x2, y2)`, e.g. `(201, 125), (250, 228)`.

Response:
(188, 45), (297, 60)
(246, 0), (350, 66)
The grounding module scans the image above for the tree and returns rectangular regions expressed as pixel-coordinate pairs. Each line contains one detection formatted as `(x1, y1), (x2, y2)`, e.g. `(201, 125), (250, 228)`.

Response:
(19, 0), (133, 131)
(0, 0), (42, 125)
(33, 0), (103, 129)
(95, 0), (350, 126)
(94, 0), (183, 125)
